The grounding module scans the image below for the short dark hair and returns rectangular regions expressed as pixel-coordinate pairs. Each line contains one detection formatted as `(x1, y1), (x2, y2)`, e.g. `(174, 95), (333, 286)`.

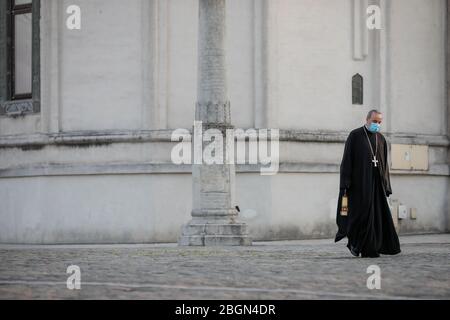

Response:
(366, 109), (381, 121)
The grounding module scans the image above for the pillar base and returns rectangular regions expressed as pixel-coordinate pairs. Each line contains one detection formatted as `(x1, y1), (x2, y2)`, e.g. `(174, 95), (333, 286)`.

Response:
(178, 221), (252, 246)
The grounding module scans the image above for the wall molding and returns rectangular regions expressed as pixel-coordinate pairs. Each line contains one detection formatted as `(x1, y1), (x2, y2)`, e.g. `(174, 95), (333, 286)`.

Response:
(40, 0), (61, 133)
(154, 0), (169, 130)
(252, 0), (264, 129)
(0, 129), (448, 149)
(0, 161), (448, 179)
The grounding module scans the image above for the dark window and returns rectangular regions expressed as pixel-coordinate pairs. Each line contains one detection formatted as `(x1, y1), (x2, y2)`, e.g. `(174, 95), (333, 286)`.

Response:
(11, 0), (33, 100)
(352, 73), (363, 105)
(0, 0), (40, 116)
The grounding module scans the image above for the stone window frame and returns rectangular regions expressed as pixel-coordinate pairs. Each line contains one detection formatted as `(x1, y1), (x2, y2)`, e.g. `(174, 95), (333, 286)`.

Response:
(0, 0), (40, 117)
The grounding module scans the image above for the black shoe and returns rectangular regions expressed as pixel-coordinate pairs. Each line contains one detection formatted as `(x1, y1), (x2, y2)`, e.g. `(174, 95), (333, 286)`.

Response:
(347, 244), (360, 257)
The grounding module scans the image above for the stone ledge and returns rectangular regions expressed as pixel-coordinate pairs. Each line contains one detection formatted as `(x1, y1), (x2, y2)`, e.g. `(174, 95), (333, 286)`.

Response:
(0, 162), (448, 178)
(0, 129), (448, 149)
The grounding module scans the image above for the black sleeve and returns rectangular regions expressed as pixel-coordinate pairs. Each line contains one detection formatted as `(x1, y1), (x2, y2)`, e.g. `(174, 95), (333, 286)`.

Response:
(383, 138), (393, 197)
(339, 132), (354, 192)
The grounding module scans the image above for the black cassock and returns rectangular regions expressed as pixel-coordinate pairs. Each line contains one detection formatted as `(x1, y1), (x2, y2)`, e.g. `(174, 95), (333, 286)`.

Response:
(335, 125), (401, 257)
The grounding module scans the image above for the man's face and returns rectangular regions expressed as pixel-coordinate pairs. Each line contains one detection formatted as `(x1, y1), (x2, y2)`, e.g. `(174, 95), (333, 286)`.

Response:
(367, 113), (383, 126)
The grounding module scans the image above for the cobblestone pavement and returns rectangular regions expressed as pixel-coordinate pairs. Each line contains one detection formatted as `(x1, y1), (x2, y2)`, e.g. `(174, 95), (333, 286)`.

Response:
(0, 234), (448, 300)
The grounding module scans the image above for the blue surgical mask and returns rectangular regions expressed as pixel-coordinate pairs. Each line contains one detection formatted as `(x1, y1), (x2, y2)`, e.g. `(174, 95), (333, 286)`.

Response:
(368, 123), (381, 133)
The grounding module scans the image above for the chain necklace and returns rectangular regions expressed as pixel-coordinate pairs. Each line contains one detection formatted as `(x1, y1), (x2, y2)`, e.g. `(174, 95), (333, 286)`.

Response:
(363, 125), (379, 167)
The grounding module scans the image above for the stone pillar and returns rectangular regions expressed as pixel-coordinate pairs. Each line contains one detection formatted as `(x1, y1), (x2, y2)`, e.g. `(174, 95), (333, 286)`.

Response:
(447, 0), (450, 232)
(447, 0), (450, 139)
(178, 0), (252, 246)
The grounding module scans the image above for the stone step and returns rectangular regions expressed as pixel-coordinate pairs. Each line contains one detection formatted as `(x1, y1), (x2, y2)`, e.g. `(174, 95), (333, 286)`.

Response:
(178, 235), (252, 246)
(181, 223), (248, 236)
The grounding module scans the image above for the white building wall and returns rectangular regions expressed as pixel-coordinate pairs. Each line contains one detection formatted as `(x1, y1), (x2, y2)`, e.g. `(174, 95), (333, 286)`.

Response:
(0, 174), (192, 243)
(60, 0), (144, 132)
(0, 0), (448, 244)
(276, 0), (377, 131)
(389, 0), (447, 136)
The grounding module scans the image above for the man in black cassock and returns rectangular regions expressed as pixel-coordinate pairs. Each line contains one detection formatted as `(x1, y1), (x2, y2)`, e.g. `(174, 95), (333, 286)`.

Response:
(335, 110), (401, 258)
